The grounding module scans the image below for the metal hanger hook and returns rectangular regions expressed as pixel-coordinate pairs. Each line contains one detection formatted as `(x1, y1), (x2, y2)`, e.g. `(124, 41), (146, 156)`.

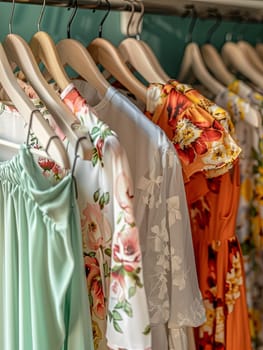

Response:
(98, 0), (111, 38)
(37, 0), (46, 31)
(205, 9), (222, 43)
(67, 0), (78, 38)
(124, 0), (135, 38)
(92, 0), (102, 13)
(8, 0), (16, 34)
(183, 5), (198, 44)
(135, 0), (144, 40)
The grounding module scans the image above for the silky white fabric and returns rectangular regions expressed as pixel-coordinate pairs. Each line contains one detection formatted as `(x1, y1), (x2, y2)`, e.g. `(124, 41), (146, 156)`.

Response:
(74, 80), (206, 350)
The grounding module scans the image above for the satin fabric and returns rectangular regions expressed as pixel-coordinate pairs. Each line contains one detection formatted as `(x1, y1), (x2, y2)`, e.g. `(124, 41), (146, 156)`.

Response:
(0, 146), (93, 350)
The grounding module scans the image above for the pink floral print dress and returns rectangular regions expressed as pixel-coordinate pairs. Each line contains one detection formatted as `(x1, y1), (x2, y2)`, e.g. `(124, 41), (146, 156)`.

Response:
(61, 85), (151, 350)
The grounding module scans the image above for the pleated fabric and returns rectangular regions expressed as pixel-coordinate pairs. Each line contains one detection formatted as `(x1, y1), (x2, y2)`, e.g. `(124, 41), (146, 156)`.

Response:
(0, 146), (94, 350)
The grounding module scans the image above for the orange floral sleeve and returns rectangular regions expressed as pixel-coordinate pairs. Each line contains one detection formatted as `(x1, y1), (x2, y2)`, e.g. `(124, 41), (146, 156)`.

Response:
(145, 83), (241, 182)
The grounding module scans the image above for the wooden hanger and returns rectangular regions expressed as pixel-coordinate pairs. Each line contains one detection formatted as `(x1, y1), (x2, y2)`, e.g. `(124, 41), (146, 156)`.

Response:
(28, 0), (71, 91)
(119, 38), (168, 84)
(177, 7), (225, 96)
(237, 41), (263, 75)
(199, 12), (235, 87)
(139, 40), (170, 82)
(201, 45), (260, 129)
(118, 0), (169, 84)
(56, 0), (109, 97)
(29, 31), (71, 91)
(221, 42), (263, 89)
(3, 34), (93, 161)
(87, 37), (147, 103)
(0, 42), (69, 168)
(178, 42), (225, 95)
(86, 0), (146, 102)
(201, 44), (235, 86)
(56, 39), (110, 97)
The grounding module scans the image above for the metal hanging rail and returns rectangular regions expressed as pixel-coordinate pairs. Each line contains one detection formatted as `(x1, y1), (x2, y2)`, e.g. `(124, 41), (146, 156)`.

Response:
(0, 0), (176, 13)
(0, 0), (262, 20)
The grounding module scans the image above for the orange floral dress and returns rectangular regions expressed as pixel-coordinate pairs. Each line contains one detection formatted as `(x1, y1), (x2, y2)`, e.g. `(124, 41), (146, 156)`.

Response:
(145, 82), (251, 350)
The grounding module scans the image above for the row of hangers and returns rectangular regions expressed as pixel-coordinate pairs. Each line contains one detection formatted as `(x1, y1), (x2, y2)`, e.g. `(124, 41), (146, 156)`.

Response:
(107, 3), (263, 127)
(0, 0), (99, 169)
(178, 7), (263, 92)
(176, 7), (263, 126)
(0, 0), (262, 170)
(0, 0), (153, 170)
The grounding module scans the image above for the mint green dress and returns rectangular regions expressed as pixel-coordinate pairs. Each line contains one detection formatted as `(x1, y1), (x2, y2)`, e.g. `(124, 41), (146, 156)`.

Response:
(0, 146), (94, 350)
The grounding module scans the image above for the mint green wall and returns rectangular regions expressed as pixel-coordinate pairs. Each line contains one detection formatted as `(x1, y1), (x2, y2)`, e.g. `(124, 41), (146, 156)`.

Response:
(0, 2), (262, 77)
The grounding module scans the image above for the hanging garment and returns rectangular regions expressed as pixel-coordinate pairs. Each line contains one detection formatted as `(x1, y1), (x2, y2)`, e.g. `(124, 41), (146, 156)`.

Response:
(167, 80), (236, 138)
(70, 79), (206, 350)
(215, 85), (263, 349)
(144, 82), (251, 350)
(0, 143), (93, 350)
(11, 79), (151, 350)
(60, 85), (151, 350)
(145, 83), (241, 181)
(228, 80), (263, 248)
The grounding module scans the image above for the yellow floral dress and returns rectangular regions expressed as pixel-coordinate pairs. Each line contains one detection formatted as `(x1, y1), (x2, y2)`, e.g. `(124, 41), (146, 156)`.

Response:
(145, 82), (251, 350)
(217, 80), (263, 349)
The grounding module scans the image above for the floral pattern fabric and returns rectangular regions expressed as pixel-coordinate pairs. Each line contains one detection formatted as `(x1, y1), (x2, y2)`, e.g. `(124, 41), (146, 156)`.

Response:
(72, 79), (206, 350)
(145, 83), (241, 182)
(4, 79), (151, 349)
(145, 82), (252, 350)
(61, 86), (151, 350)
(168, 80), (236, 136)
(216, 83), (263, 349)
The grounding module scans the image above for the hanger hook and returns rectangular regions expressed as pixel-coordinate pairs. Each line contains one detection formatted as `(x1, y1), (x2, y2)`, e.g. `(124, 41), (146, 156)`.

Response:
(183, 5), (198, 44)
(205, 9), (222, 43)
(9, 0), (16, 34)
(124, 0), (135, 38)
(67, 0), (78, 38)
(135, 0), (144, 40)
(92, 0), (102, 13)
(37, 0), (46, 31)
(98, 0), (111, 38)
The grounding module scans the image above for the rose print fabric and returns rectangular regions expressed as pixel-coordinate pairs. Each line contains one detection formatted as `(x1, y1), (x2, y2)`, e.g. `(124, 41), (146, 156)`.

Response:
(72, 79), (206, 350)
(216, 83), (263, 349)
(60, 86), (151, 350)
(145, 82), (252, 350)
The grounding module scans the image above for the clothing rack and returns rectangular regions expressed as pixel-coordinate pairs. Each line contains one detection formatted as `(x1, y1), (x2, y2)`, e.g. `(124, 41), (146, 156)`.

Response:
(0, 0), (262, 20)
